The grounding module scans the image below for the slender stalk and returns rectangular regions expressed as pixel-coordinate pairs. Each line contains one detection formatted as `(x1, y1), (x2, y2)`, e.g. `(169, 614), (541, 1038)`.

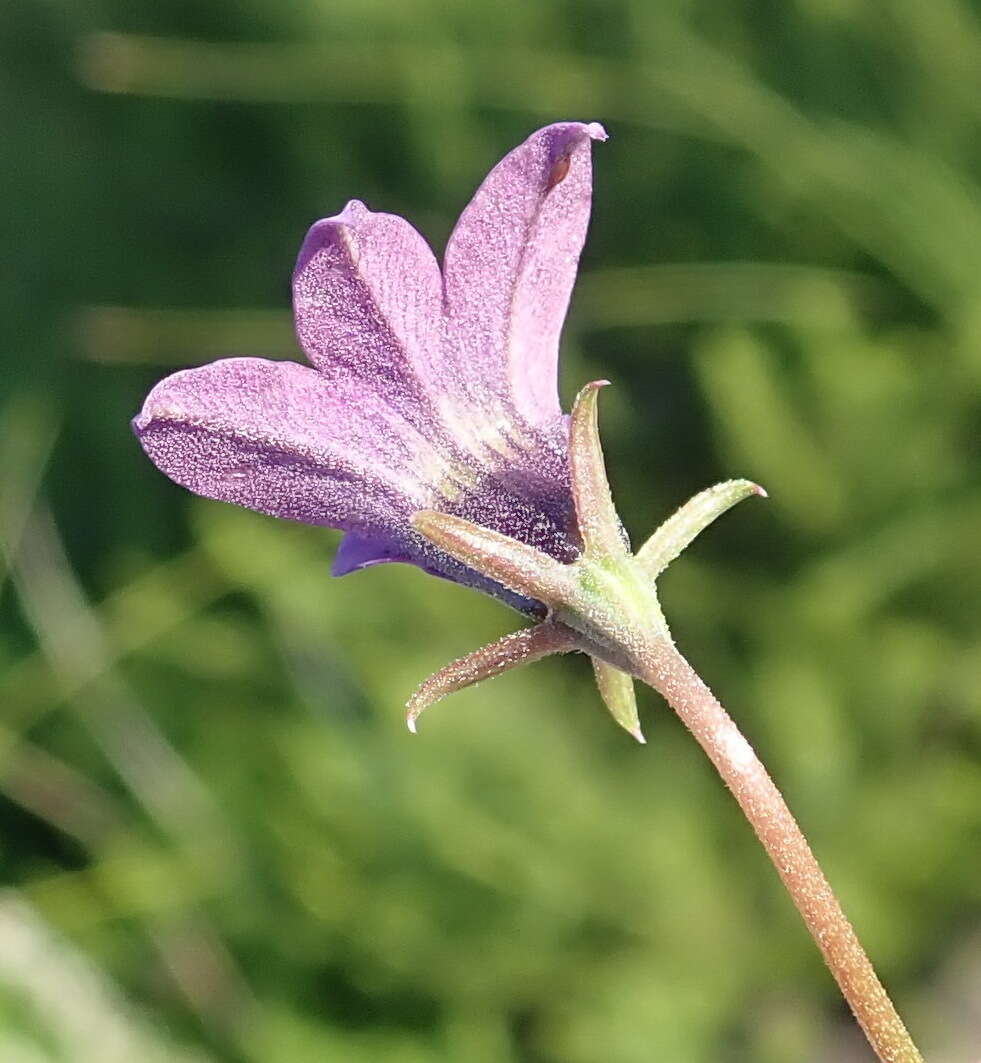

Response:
(410, 423), (923, 1059)
(638, 638), (923, 1063)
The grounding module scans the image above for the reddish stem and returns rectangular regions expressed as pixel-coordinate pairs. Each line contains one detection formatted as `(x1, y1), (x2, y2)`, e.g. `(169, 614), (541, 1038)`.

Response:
(639, 639), (923, 1063)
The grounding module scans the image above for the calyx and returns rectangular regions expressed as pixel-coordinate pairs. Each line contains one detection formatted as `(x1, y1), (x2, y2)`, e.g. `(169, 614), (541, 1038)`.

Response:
(408, 382), (765, 740)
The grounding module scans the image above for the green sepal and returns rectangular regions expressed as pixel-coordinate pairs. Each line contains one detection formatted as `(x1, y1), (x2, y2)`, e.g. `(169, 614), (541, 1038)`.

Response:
(591, 658), (644, 743)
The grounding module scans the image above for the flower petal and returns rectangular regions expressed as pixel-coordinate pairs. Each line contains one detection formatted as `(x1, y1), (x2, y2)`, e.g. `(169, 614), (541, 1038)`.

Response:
(331, 530), (411, 576)
(293, 200), (444, 425)
(443, 121), (607, 427)
(133, 357), (443, 532)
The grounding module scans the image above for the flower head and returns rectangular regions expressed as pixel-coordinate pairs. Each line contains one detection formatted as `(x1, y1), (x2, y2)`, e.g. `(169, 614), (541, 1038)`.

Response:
(134, 121), (608, 614)
(134, 121), (763, 740)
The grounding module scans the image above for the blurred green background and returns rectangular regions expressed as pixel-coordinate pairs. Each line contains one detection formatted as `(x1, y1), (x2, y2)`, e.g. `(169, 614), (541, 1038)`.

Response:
(2, 1), (980, 1060)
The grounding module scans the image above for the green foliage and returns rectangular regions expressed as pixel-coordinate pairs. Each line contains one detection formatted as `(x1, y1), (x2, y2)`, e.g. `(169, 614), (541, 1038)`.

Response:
(1, 0), (979, 1059)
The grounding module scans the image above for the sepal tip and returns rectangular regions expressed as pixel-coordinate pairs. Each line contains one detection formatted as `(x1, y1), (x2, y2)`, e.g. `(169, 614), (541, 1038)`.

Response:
(568, 381), (629, 559)
(404, 622), (577, 734)
(635, 478), (768, 578)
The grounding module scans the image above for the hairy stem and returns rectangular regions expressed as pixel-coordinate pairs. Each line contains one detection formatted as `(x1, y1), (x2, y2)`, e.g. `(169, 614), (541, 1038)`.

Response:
(638, 639), (923, 1063)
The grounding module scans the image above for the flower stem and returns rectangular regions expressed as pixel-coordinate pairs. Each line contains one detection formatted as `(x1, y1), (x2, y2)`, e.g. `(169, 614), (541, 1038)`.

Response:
(638, 638), (924, 1063)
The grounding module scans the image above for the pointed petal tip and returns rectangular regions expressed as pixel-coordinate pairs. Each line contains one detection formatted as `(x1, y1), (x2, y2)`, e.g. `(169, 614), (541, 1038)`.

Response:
(132, 378), (201, 434)
(752, 482), (769, 499)
(341, 197), (370, 217)
(294, 200), (376, 276)
(543, 120), (607, 145)
(628, 726), (647, 744)
(294, 217), (346, 277)
(131, 390), (177, 433)
(406, 713), (419, 734)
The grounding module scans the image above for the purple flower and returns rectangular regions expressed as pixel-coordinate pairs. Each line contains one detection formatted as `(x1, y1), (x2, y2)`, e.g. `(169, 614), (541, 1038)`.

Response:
(133, 122), (607, 614)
